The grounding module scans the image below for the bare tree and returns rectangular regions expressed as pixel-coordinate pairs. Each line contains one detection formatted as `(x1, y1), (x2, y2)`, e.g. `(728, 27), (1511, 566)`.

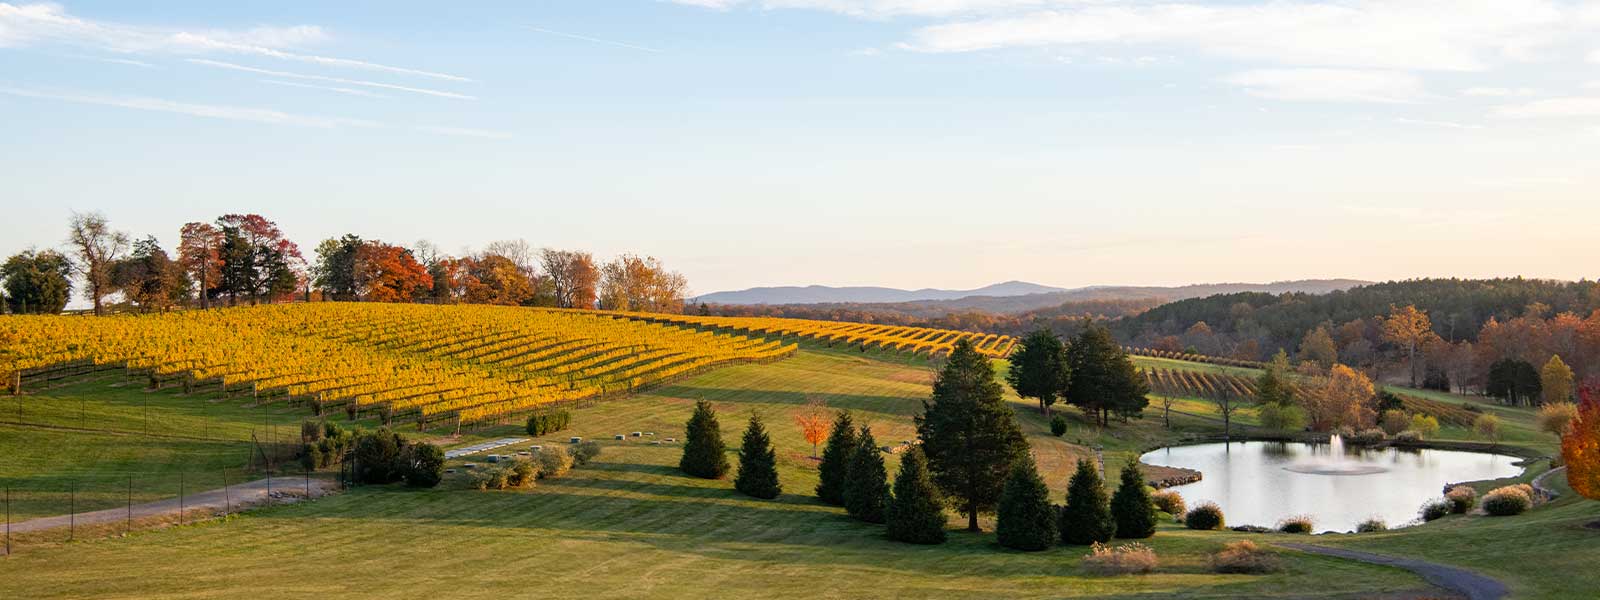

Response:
(66, 211), (130, 315)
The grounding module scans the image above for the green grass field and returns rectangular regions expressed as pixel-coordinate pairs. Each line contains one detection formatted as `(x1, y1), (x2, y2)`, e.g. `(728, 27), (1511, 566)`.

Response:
(1, 348), (1594, 599)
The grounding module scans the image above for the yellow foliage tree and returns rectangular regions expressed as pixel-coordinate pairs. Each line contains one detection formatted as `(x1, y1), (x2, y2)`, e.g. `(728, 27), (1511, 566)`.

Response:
(1541, 355), (1574, 405)
(1381, 305), (1437, 388)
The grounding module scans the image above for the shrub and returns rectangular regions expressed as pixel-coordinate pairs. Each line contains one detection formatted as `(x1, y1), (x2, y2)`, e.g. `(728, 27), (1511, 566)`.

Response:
(1151, 489), (1186, 520)
(1419, 499), (1452, 522)
(1347, 428), (1386, 446)
(1185, 502), (1225, 531)
(1409, 414), (1440, 439)
(1082, 542), (1158, 576)
(572, 440), (603, 466)
(301, 420), (325, 443)
(1110, 463), (1157, 539)
(1259, 403), (1307, 432)
(1209, 540), (1280, 574)
(300, 444), (323, 472)
(1474, 414), (1501, 443)
(1445, 485), (1477, 514)
(1356, 517), (1388, 533)
(1482, 485), (1532, 516)
(1050, 414), (1068, 437)
(1380, 410), (1410, 436)
(525, 410), (572, 437)
(1537, 402), (1579, 438)
(402, 442), (446, 488)
(536, 446), (573, 479)
(1333, 425), (1355, 439)
(470, 466), (512, 491)
(1276, 515), (1314, 534)
(506, 458), (539, 488)
(353, 427), (407, 484)
(1393, 430), (1421, 443)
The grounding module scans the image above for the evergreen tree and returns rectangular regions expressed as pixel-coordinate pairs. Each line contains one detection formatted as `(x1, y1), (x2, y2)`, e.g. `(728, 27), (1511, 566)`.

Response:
(1064, 324), (1150, 426)
(1059, 459), (1116, 545)
(815, 410), (857, 505)
(1110, 463), (1157, 539)
(885, 446), (947, 544)
(843, 426), (888, 523)
(917, 339), (1029, 532)
(1255, 350), (1295, 407)
(679, 400), (729, 479)
(995, 455), (1057, 551)
(1005, 328), (1070, 416)
(734, 413), (781, 499)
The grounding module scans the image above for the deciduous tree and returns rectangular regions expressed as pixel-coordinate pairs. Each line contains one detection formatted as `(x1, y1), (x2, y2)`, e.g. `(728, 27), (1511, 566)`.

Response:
(177, 222), (223, 308)
(111, 236), (187, 312)
(65, 210), (129, 315)
(1382, 304), (1439, 388)
(1563, 384), (1599, 500)
(1542, 355), (1575, 405)
(792, 398), (831, 458)
(540, 248), (600, 309)
(1299, 326), (1338, 369)
(1301, 364), (1375, 431)
(917, 339), (1029, 532)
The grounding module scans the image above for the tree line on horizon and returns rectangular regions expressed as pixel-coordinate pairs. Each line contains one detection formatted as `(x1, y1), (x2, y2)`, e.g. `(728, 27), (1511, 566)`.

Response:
(0, 211), (690, 316)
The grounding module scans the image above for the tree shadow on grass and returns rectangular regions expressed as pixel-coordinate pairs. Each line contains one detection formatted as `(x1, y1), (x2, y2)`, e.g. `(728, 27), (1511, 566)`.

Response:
(646, 386), (922, 414)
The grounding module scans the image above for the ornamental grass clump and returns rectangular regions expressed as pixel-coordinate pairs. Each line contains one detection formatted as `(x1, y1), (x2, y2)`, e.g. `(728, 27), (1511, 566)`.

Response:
(1445, 485), (1478, 514)
(1419, 498), (1452, 522)
(1185, 502), (1225, 531)
(1081, 542), (1158, 576)
(1276, 515), (1314, 534)
(1209, 540), (1280, 574)
(1482, 485), (1533, 516)
(1356, 517), (1388, 533)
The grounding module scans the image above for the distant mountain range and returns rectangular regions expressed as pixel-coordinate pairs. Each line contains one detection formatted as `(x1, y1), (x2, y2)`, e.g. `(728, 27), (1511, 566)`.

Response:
(694, 279), (1371, 314)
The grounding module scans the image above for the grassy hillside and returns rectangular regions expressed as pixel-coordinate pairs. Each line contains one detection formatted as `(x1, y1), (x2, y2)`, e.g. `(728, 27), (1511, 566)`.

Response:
(0, 350), (1433, 599)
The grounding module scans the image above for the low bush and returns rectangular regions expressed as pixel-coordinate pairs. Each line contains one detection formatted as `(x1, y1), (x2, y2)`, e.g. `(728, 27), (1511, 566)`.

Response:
(1445, 485), (1478, 514)
(1420, 499), (1452, 522)
(402, 442), (446, 488)
(1380, 410), (1410, 436)
(1081, 542), (1158, 576)
(1209, 540), (1280, 574)
(536, 446), (574, 479)
(1050, 415), (1068, 437)
(1333, 425), (1356, 439)
(1229, 525), (1272, 534)
(1347, 428), (1386, 446)
(507, 458), (539, 488)
(1356, 517), (1388, 533)
(1409, 414), (1441, 438)
(1393, 430), (1422, 443)
(1482, 485), (1532, 516)
(1185, 502), (1225, 531)
(1151, 489), (1186, 520)
(1276, 515), (1314, 534)
(1259, 403), (1307, 432)
(470, 466), (511, 491)
(572, 440), (603, 466)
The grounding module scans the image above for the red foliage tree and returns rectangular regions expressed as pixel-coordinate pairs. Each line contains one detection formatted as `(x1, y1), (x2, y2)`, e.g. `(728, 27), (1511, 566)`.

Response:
(355, 242), (432, 303)
(1564, 381), (1600, 500)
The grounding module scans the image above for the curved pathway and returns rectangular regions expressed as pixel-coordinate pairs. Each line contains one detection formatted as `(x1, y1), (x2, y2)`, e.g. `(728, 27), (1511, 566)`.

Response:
(6, 476), (337, 535)
(1280, 543), (1508, 600)
(1532, 466), (1565, 501)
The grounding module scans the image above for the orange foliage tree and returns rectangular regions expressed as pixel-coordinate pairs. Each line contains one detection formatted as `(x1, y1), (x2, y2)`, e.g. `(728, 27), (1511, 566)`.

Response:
(355, 242), (433, 303)
(1564, 382), (1600, 500)
(793, 398), (831, 458)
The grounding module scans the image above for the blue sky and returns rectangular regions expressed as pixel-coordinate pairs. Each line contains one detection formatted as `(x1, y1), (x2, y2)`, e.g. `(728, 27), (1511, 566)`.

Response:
(2, 1), (1597, 295)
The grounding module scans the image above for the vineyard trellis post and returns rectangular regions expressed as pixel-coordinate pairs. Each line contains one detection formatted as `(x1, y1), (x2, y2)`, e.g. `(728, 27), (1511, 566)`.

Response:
(69, 480), (75, 542)
(5, 485), (11, 557)
(222, 468), (230, 516)
(178, 470), (185, 526)
(125, 477), (132, 536)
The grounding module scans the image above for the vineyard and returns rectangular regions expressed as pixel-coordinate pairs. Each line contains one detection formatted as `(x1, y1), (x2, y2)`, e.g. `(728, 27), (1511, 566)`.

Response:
(606, 313), (1017, 358)
(1142, 366), (1262, 403)
(1, 304), (794, 428)
(1124, 347), (1266, 369)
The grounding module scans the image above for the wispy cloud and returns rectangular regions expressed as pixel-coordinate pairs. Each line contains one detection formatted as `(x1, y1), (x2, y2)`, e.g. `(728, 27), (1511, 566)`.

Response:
(1393, 117), (1484, 130)
(187, 59), (475, 100)
(1492, 97), (1600, 118)
(1225, 69), (1428, 104)
(260, 79), (388, 99)
(1460, 87), (1539, 97)
(0, 86), (380, 128)
(0, 3), (471, 82)
(524, 26), (662, 53)
(64, 53), (156, 68)
(415, 125), (513, 140)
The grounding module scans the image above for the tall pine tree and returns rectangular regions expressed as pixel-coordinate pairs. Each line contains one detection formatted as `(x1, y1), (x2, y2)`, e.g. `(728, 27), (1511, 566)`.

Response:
(1110, 463), (1157, 539)
(1006, 328), (1070, 416)
(995, 454), (1058, 551)
(734, 413), (781, 499)
(843, 425), (888, 523)
(886, 446), (947, 544)
(679, 400), (729, 479)
(1064, 324), (1150, 427)
(1060, 459), (1116, 545)
(918, 338), (1029, 532)
(815, 410), (857, 505)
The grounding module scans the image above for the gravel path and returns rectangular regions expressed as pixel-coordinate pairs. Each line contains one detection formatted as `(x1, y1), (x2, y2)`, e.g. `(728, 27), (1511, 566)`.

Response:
(1281, 543), (1508, 600)
(5, 476), (337, 535)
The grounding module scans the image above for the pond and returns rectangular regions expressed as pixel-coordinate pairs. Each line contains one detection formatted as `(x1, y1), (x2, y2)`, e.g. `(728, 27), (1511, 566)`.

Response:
(1139, 437), (1524, 532)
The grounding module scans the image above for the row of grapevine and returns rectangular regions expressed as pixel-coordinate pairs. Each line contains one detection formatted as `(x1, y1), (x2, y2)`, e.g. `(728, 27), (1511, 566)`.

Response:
(1125, 346), (1266, 370)
(1144, 367), (1260, 403)
(1397, 394), (1483, 427)
(603, 312), (1016, 359)
(1, 304), (795, 428)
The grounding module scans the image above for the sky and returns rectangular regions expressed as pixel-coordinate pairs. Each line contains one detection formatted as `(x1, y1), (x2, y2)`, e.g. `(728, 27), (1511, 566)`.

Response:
(2, 1), (1598, 297)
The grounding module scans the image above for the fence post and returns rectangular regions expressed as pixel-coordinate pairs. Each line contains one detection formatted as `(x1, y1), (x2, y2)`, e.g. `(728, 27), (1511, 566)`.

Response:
(304, 466), (310, 498)
(223, 468), (230, 516)
(178, 471), (185, 526)
(69, 481), (75, 542)
(126, 477), (132, 536)
(5, 485), (11, 556)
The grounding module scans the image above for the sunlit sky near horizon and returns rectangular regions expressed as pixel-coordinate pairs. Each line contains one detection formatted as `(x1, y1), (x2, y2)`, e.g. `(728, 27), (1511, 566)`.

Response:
(2, 1), (1597, 296)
